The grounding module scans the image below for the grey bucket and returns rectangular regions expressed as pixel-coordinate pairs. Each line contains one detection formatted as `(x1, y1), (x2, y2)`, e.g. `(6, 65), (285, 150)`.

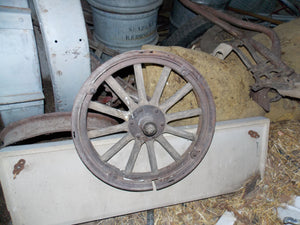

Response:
(88, 0), (163, 55)
(170, 0), (230, 29)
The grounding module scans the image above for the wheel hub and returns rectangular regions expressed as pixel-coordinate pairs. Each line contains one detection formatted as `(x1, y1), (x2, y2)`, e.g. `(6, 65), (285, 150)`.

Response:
(128, 105), (165, 141)
(142, 122), (157, 136)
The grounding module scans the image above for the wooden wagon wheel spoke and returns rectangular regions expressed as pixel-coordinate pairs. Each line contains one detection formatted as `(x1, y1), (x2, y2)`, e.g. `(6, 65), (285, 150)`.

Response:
(105, 76), (138, 111)
(166, 108), (202, 123)
(156, 135), (181, 161)
(124, 139), (143, 175)
(72, 50), (216, 191)
(164, 125), (195, 141)
(133, 63), (148, 104)
(159, 83), (193, 112)
(88, 123), (128, 139)
(101, 134), (133, 162)
(150, 66), (172, 106)
(146, 140), (158, 174)
(89, 101), (130, 121)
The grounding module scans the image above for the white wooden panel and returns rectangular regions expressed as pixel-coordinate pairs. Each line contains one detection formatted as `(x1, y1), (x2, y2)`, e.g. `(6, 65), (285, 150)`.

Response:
(0, 117), (269, 225)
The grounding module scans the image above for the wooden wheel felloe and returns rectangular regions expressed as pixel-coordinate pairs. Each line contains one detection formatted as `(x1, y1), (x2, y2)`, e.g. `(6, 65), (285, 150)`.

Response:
(72, 50), (216, 191)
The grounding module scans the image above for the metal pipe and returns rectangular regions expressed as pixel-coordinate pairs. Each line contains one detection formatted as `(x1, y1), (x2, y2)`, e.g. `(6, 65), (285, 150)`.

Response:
(179, 0), (282, 57)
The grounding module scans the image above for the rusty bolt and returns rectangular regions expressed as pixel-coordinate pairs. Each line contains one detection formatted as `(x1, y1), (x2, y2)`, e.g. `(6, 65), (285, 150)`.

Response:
(190, 151), (199, 158)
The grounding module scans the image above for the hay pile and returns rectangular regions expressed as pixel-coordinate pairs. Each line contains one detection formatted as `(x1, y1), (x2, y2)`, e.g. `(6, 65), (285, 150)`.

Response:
(93, 120), (299, 225)
(141, 43), (300, 122)
(142, 44), (266, 122)
(142, 18), (300, 122)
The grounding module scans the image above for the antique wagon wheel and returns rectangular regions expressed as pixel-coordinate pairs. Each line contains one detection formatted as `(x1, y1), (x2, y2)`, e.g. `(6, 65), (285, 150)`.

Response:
(72, 50), (215, 191)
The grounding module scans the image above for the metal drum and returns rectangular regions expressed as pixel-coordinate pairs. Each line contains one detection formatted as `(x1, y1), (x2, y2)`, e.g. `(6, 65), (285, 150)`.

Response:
(170, 0), (230, 29)
(88, 0), (163, 54)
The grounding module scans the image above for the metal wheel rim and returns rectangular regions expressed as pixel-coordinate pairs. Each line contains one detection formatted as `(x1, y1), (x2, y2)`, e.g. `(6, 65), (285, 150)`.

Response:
(72, 50), (216, 191)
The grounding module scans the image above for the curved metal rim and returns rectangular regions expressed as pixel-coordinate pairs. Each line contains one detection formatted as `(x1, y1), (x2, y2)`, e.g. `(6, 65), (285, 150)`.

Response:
(0, 112), (117, 148)
(72, 50), (216, 191)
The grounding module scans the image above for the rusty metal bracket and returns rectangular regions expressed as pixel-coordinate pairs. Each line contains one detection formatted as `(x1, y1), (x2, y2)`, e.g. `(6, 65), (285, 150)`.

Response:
(180, 0), (300, 111)
(248, 130), (260, 139)
(13, 159), (26, 179)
